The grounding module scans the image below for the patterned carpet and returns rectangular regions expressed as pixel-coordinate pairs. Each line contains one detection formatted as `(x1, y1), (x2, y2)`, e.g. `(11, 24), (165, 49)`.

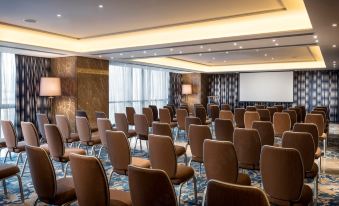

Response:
(1, 125), (339, 206)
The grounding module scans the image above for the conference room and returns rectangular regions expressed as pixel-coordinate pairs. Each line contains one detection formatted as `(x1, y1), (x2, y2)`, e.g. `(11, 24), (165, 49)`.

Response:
(0, 0), (338, 205)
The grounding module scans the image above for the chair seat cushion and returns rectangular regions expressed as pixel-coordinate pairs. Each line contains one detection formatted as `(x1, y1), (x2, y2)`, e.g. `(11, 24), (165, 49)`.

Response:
(174, 145), (186, 157)
(131, 157), (150, 169)
(0, 138), (6, 148)
(305, 163), (318, 179)
(236, 173), (251, 186)
(0, 164), (19, 179)
(205, 119), (212, 125)
(268, 185), (313, 206)
(53, 177), (77, 205)
(66, 133), (80, 143)
(170, 122), (177, 128)
(90, 127), (98, 133)
(127, 130), (137, 138)
(81, 134), (101, 146)
(109, 190), (132, 206)
(319, 133), (327, 141)
(171, 164), (194, 185)
(191, 155), (203, 163)
(12, 141), (26, 153)
(61, 148), (86, 161)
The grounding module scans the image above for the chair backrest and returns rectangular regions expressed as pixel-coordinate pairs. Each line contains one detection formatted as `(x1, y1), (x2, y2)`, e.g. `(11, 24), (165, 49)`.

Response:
(195, 107), (208, 124)
(255, 105), (265, 110)
(70, 153), (110, 206)
(26, 145), (57, 201)
(203, 140), (238, 183)
(159, 108), (172, 124)
(289, 107), (302, 122)
(185, 117), (202, 134)
(210, 105), (220, 121)
(188, 125), (212, 161)
(252, 121), (274, 146)
(299, 106), (306, 121)
(97, 118), (113, 148)
(283, 110), (297, 129)
(76, 110), (88, 119)
(219, 110), (234, 121)
(1, 120), (18, 149)
(206, 180), (270, 206)
(149, 105), (159, 121)
(106, 131), (131, 174)
(179, 105), (189, 115)
(36, 113), (49, 139)
(260, 146), (304, 202)
(221, 104), (231, 111)
(244, 111), (260, 128)
(164, 106), (175, 121)
(55, 114), (71, 142)
(233, 128), (261, 169)
(148, 135), (177, 178)
(246, 106), (256, 111)
(214, 119), (234, 142)
(167, 104), (176, 116)
(293, 123), (319, 150)
(176, 109), (188, 130)
(95, 111), (107, 119)
(234, 108), (245, 128)
(128, 165), (177, 206)
(273, 112), (291, 136)
(282, 131), (315, 172)
(305, 114), (324, 136)
(21, 122), (40, 147)
(152, 122), (172, 139)
(274, 105), (284, 112)
(114, 113), (129, 135)
(44, 124), (65, 160)
(126, 107), (136, 125)
(134, 114), (149, 138)
(266, 107), (278, 122)
(142, 107), (153, 127)
(257, 109), (271, 121)
(311, 110), (326, 123)
(76, 116), (92, 142)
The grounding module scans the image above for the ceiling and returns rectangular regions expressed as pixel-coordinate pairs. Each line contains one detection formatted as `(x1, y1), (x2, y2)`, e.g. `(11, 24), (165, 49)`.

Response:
(0, 0), (336, 72)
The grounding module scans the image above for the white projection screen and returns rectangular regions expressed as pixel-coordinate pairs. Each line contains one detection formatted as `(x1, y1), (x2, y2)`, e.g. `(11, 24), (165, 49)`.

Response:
(239, 72), (294, 102)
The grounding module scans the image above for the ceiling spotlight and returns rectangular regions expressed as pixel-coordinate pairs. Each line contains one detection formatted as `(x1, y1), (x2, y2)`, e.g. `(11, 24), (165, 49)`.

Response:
(119, 53), (123, 56)
(212, 57), (216, 60)
(143, 51), (147, 54)
(200, 45), (204, 49)
(275, 43), (279, 46)
(170, 48), (174, 52)
(208, 48), (212, 51)
(333, 44), (337, 48)
(271, 57), (275, 60)
(199, 53), (202, 56)
(313, 35), (318, 39)
(225, 51), (229, 54)
(333, 61), (336, 64)
(110, 57), (114, 59)
(223, 60), (227, 63)
(239, 46), (243, 49)
(98, 55), (102, 58)
(256, 49), (259, 52)
(130, 55), (134, 58)
(332, 23), (338, 28)
(179, 51), (183, 54)
(98, 4), (103, 8)
(233, 42), (237, 46)
(153, 53), (157, 56)
(315, 39), (319, 43)
(57, 14), (62, 18)
(272, 39), (276, 42)
(264, 53), (268, 57)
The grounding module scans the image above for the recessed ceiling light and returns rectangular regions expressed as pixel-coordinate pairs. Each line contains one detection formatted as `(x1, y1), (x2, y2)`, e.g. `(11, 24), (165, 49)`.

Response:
(200, 45), (204, 49)
(23, 19), (37, 23)
(272, 39), (276, 42)
(275, 43), (279, 46)
(264, 53), (268, 57)
(212, 57), (216, 60)
(313, 35), (318, 39)
(208, 48), (212, 51)
(57, 14), (62, 18)
(130, 55), (134, 58)
(170, 48), (174, 52)
(179, 51), (183, 54)
(199, 53), (202, 56)
(119, 53), (123, 56)
(315, 39), (319, 43)
(98, 55), (102, 58)
(143, 51), (147, 54)
(98, 4), (103, 8)
(110, 57), (114, 59)
(333, 44), (337, 48)
(271, 57), (275, 60)
(223, 60), (227, 63)
(332, 23), (337, 28)
(256, 49), (259, 52)
(233, 42), (237, 46)
(239, 46), (243, 49)
(153, 53), (157, 56)
(225, 51), (229, 54)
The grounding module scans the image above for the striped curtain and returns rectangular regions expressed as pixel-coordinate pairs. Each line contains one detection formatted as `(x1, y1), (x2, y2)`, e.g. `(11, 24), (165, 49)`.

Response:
(168, 72), (182, 107)
(15, 55), (50, 139)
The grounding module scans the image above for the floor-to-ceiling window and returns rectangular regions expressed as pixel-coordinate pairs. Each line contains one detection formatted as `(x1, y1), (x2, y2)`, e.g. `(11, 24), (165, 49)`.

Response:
(0, 53), (16, 137)
(109, 62), (169, 123)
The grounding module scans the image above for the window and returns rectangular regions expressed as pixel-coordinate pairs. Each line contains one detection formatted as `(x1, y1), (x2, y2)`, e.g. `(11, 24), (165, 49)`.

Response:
(109, 62), (169, 123)
(0, 53), (16, 137)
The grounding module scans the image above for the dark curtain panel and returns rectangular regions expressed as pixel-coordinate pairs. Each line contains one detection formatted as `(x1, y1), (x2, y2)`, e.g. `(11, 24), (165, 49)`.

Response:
(168, 72), (182, 107)
(15, 55), (50, 139)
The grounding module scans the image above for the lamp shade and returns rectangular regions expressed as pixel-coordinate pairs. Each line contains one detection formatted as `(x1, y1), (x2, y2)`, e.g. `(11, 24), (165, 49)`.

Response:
(40, 77), (61, 97)
(182, 84), (192, 95)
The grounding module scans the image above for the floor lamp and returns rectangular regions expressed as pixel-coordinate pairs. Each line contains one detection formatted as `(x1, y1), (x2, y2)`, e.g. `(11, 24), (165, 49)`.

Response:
(40, 77), (61, 122)
(182, 84), (192, 104)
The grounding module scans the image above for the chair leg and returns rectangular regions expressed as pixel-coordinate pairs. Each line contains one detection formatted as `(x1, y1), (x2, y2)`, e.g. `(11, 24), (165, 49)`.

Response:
(108, 170), (114, 185)
(3, 150), (9, 163)
(98, 146), (104, 158)
(16, 174), (24, 203)
(2, 179), (7, 196)
(199, 163), (202, 175)
(64, 162), (69, 178)
(192, 175), (198, 204)
(34, 198), (39, 206)
(61, 161), (65, 172)
(315, 174), (319, 202)
(85, 146), (89, 155)
(16, 152), (23, 165)
(178, 182), (185, 206)
(20, 156), (28, 177)
(133, 137), (138, 154)
(139, 139), (143, 151)
(184, 153), (188, 165)
(202, 187), (207, 206)
(91, 145), (96, 156)
(323, 139), (326, 158)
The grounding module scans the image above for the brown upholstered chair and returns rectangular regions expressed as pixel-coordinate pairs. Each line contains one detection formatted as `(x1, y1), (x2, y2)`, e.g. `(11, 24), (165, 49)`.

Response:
(26, 145), (76, 205)
(274, 105), (284, 112)
(97, 118), (114, 158)
(114, 113), (137, 139)
(251, 121), (274, 146)
(221, 104), (231, 111)
(234, 108), (245, 128)
(219, 110), (234, 121)
(311, 110), (329, 134)
(273, 112), (291, 137)
(55, 114), (79, 145)
(69, 153), (132, 206)
(76, 110), (98, 132)
(152, 122), (187, 163)
(148, 134), (197, 205)
(257, 109), (271, 121)
(134, 114), (149, 152)
(179, 105), (189, 115)
(142, 107), (154, 128)
(204, 180), (270, 206)
(149, 105), (159, 121)
(176, 109), (188, 137)
(209, 105), (220, 122)
(164, 105), (177, 122)
(106, 131), (150, 183)
(255, 105), (265, 109)
(195, 107), (211, 125)
(1, 120), (26, 167)
(36, 113), (49, 142)
(283, 110), (297, 129)
(185, 116), (202, 137)
(266, 107), (278, 123)
(203, 140), (251, 185)
(246, 106), (256, 111)
(95, 111), (107, 118)
(299, 105), (306, 121)
(159, 108), (177, 128)
(0, 138), (6, 154)
(282, 131), (318, 198)
(45, 124), (86, 177)
(244, 111), (260, 128)
(0, 164), (24, 203)
(128, 165), (178, 206)
(290, 107), (303, 123)
(214, 119), (234, 142)
(188, 125), (212, 172)
(75, 116), (102, 155)
(260, 146), (313, 206)
(305, 113), (327, 156)
(126, 107), (136, 126)
(233, 128), (261, 170)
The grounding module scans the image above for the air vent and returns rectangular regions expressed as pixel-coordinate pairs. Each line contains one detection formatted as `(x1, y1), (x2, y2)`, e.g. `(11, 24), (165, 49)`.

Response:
(24, 19), (37, 23)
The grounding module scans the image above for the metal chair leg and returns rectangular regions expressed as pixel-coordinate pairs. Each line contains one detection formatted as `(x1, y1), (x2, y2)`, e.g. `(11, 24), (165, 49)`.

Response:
(64, 162), (69, 178)
(16, 152), (23, 165)
(21, 156), (28, 177)
(192, 175), (198, 204)
(178, 182), (185, 206)
(108, 170), (114, 185)
(323, 139), (326, 157)
(184, 153), (188, 165)
(202, 187), (207, 206)
(91, 145), (96, 156)
(3, 151), (9, 163)
(133, 137), (138, 154)
(98, 146), (104, 158)
(34, 198), (39, 206)
(139, 139), (143, 151)
(2, 179), (7, 196)
(16, 174), (24, 203)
